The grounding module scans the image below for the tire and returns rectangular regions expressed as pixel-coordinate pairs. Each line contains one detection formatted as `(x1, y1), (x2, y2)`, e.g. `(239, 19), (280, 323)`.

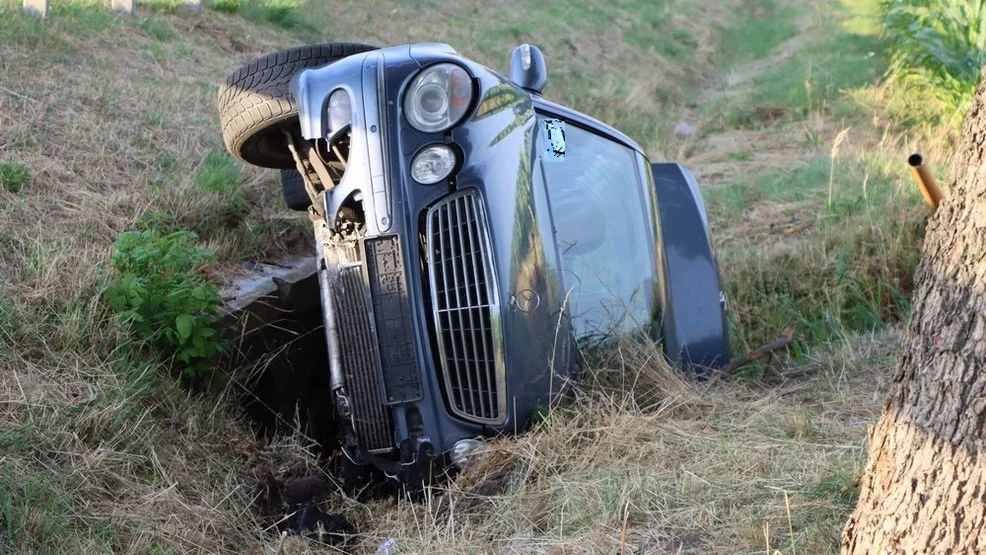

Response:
(280, 169), (310, 211)
(218, 43), (378, 169)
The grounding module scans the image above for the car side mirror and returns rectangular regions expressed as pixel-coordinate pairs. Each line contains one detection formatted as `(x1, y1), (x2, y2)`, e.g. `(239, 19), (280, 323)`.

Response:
(509, 44), (547, 94)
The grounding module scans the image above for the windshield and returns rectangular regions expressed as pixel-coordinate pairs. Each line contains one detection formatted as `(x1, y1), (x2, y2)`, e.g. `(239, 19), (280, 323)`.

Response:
(535, 116), (656, 340)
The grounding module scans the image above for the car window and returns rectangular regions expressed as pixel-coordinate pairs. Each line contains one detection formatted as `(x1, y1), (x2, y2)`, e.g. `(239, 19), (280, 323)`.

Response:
(535, 116), (656, 339)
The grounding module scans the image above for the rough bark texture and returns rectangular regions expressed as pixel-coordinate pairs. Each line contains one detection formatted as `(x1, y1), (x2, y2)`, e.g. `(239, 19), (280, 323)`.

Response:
(842, 78), (986, 553)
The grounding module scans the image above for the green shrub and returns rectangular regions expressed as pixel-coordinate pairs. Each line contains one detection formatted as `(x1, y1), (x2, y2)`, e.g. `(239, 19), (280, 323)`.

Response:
(0, 162), (30, 193)
(881, 0), (986, 126)
(104, 228), (225, 379)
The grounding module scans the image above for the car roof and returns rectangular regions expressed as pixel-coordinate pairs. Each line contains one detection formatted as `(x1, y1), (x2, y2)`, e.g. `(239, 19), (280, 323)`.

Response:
(531, 96), (646, 155)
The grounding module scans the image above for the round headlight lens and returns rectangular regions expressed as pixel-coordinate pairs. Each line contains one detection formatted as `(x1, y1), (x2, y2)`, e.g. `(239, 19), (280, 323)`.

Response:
(327, 89), (352, 135)
(450, 438), (484, 469)
(403, 64), (473, 132)
(411, 145), (456, 184)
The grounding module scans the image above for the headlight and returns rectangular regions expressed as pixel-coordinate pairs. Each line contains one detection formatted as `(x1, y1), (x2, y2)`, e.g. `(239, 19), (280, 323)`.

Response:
(403, 64), (473, 132)
(450, 438), (484, 469)
(410, 144), (456, 184)
(327, 89), (351, 135)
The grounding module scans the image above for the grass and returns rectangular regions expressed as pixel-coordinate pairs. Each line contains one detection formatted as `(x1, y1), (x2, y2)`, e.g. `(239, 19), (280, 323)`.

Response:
(880, 0), (986, 131)
(707, 153), (923, 351)
(207, 0), (308, 29)
(706, 0), (884, 130)
(0, 162), (30, 193)
(0, 0), (946, 552)
(347, 334), (894, 553)
(713, 0), (799, 67)
(138, 17), (175, 41)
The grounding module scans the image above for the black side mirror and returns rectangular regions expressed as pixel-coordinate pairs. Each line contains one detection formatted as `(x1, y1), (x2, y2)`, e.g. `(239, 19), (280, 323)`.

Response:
(509, 44), (547, 94)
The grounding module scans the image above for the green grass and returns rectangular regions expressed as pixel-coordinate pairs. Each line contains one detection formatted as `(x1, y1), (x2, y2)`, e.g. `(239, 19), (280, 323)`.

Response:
(881, 0), (986, 129)
(0, 0), (953, 552)
(690, 0), (927, 355)
(714, 0), (799, 67)
(712, 1), (884, 128)
(709, 154), (923, 351)
(196, 151), (240, 195)
(207, 0), (306, 28)
(138, 17), (175, 41)
(0, 162), (30, 193)
(0, 463), (96, 552)
(49, 0), (116, 31)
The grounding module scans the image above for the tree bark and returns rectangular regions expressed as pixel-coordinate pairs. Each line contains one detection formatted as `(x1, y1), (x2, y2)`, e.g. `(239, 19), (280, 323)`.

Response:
(842, 78), (986, 553)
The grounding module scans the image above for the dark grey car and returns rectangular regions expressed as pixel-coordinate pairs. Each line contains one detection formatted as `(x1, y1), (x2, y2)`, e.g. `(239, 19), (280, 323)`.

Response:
(217, 42), (728, 487)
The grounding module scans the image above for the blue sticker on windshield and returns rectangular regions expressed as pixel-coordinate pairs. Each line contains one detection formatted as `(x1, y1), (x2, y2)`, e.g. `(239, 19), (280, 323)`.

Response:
(541, 119), (565, 163)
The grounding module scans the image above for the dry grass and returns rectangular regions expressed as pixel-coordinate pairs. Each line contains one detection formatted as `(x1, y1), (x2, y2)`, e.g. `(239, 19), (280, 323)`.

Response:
(0, 2), (328, 552)
(263, 333), (895, 554)
(0, 0), (944, 552)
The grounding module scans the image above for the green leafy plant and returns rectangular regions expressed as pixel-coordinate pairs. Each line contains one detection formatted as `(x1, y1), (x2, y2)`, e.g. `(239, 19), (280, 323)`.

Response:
(881, 0), (986, 126)
(105, 228), (225, 378)
(0, 162), (30, 193)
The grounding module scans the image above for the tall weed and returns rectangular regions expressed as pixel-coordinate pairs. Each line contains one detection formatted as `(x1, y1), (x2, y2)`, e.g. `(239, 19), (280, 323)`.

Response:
(881, 0), (986, 127)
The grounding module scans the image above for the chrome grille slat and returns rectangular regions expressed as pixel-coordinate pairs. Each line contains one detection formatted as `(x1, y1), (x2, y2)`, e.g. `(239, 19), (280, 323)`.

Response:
(467, 200), (495, 419)
(449, 202), (481, 416)
(459, 201), (486, 418)
(426, 191), (505, 424)
(456, 204), (492, 420)
(436, 207), (463, 411)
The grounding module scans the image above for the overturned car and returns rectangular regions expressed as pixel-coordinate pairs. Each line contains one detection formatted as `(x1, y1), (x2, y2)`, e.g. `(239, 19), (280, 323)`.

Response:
(218, 43), (729, 487)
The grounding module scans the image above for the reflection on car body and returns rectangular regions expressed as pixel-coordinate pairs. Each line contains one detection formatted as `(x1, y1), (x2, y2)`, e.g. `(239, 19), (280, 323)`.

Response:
(217, 42), (729, 488)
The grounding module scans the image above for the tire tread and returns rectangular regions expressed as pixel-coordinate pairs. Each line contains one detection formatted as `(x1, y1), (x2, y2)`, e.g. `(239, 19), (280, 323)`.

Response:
(217, 43), (377, 168)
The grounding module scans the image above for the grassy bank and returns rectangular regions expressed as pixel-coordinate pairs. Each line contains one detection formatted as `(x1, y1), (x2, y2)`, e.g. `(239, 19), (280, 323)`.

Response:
(0, 0), (956, 552)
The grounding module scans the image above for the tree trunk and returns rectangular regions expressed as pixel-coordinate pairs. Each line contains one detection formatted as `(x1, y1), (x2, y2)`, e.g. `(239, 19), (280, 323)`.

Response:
(842, 78), (986, 553)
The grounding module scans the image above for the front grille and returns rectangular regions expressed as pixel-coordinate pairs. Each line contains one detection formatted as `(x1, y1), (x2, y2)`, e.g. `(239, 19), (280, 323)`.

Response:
(426, 191), (505, 424)
(326, 245), (393, 453)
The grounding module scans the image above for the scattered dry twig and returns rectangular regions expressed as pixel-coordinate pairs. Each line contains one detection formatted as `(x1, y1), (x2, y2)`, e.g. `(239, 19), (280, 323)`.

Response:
(0, 84), (37, 103)
(722, 322), (797, 375)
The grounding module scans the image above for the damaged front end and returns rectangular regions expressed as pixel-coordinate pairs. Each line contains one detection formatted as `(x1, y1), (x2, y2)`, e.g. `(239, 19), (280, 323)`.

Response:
(218, 40), (730, 490)
(285, 44), (573, 486)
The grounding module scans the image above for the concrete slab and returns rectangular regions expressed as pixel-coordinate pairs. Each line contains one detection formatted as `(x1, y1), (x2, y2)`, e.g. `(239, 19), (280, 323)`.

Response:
(22, 0), (48, 18)
(110, 0), (134, 14)
(221, 256), (320, 338)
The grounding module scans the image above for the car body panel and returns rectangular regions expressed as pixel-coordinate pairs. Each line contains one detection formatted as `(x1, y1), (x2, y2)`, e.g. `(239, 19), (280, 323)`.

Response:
(652, 163), (730, 370)
(286, 43), (727, 481)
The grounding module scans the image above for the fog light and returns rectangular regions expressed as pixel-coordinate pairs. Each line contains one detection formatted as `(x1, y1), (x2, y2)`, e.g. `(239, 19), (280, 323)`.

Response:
(411, 144), (456, 184)
(327, 89), (351, 135)
(450, 438), (484, 469)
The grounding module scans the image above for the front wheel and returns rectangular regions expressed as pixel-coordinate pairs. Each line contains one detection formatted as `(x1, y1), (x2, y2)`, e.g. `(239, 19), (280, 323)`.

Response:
(217, 43), (378, 169)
